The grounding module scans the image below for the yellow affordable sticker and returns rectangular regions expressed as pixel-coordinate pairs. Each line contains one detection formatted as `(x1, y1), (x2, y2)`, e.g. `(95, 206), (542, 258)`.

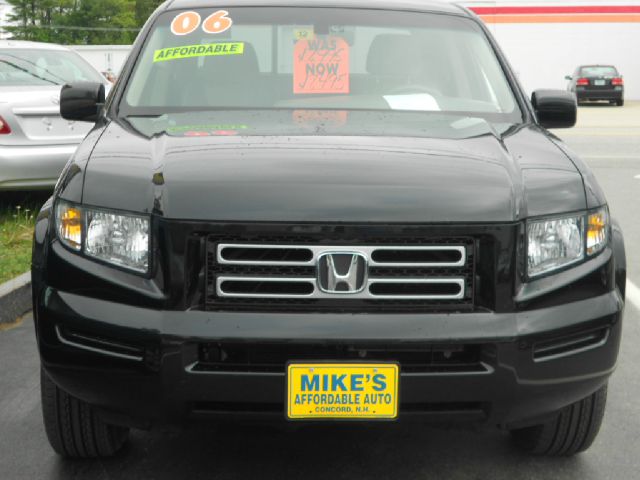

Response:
(153, 42), (245, 63)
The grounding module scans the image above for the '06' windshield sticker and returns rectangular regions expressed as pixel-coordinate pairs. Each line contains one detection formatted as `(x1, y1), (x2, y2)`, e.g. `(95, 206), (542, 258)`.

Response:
(294, 36), (350, 95)
(171, 10), (233, 36)
(153, 42), (244, 63)
(167, 124), (249, 137)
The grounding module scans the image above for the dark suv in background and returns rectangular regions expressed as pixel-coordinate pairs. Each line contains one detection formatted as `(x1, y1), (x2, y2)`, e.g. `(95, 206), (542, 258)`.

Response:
(567, 65), (625, 106)
(33, 0), (625, 460)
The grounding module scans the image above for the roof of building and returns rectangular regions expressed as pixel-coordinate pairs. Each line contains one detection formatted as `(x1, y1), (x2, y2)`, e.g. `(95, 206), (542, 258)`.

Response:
(0, 40), (70, 51)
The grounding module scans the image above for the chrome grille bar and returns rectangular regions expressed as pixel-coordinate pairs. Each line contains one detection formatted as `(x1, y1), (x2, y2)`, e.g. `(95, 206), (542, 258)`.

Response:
(217, 244), (466, 268)
(217, 276), (465, 300)
(217, 277), (316, 299)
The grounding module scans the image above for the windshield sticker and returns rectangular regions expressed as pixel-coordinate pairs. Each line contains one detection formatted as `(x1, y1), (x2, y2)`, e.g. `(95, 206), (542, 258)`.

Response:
(182, 130), (239, 137)
(293, 36), (350, 95)
(183, 131), (211, 137)
(153, 42), (244, 63)
(293, 27), (314, 41)
(171, 10), (233, 36)
(171, 11), (201, 36)
(167, 124), (248, 133)
(167, 123), (248, 137)
(293, 110), (348, 126)
(202, 11), (233, 34)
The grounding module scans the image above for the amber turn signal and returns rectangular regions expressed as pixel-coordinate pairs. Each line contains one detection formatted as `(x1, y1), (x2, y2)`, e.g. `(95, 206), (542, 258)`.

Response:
(56, 203), (83, 251)
(587, 209), (608, 256)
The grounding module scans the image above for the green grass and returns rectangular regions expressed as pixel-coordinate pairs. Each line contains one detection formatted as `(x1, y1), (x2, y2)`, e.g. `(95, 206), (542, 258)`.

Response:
(0, 193), (50, 284)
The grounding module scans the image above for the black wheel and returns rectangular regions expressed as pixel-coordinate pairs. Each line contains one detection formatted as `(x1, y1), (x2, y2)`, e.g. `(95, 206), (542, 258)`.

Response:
(617, 99), (624, 107)
(511, 384), (607, 457)
(41, 367), (129, 458)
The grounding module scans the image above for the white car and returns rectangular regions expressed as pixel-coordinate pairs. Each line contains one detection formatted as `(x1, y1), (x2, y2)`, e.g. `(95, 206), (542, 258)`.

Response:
(0, 41), (109, 190)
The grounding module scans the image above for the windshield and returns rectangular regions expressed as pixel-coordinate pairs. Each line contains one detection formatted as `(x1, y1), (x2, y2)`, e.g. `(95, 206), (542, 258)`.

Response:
(0, 49), (104, 86)
(580, 66), (618, 77)
(122, 7), (522, 135)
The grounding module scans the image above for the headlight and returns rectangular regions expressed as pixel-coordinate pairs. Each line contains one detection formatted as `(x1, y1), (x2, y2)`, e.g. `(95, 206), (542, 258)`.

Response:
(527, 208), (609, 278)
(86, 210), (150, 273)
(55, 201), (150, 274)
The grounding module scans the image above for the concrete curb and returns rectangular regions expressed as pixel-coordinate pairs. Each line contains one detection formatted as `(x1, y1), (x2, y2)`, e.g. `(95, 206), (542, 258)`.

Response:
(0, 273), (32, 325)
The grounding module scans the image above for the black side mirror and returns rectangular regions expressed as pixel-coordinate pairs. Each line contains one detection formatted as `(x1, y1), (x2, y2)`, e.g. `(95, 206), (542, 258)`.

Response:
(60, 82), (106, 123)
(532, 89), (577, 129)
(564, 75), (573, 81)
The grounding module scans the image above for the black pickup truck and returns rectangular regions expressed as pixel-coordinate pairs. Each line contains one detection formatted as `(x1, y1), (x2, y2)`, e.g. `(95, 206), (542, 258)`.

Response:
(32, 0), (625, 459)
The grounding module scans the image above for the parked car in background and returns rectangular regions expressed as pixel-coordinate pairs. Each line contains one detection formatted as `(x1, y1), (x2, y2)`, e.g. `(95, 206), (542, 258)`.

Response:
(0, 41), (109, 190)
(566, 65), (625, 106)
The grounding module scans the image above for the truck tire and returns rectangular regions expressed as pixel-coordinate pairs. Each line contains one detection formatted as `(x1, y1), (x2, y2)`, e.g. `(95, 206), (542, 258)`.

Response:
(41, 368), (129, 458)
(510, 384), (607, 456)
(617, 99), (624, 107)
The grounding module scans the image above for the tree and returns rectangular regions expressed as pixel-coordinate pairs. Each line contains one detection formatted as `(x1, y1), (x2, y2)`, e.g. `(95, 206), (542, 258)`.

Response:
(5, 0), (63, 42)
(135, 0), (164, 27)
(54, 0), (139, 45)
(4, 0), (165, 44)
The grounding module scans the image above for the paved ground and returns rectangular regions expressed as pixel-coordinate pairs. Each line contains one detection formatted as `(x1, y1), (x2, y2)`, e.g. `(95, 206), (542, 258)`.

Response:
(1, 103), (639, 480)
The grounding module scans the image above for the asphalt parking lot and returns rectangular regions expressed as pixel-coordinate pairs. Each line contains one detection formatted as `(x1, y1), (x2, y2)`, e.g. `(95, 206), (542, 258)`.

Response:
(1, 103), (639, 480)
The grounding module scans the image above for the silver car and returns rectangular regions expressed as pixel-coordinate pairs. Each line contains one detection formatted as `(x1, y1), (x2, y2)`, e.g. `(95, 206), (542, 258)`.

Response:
(0, 41), (109, 190)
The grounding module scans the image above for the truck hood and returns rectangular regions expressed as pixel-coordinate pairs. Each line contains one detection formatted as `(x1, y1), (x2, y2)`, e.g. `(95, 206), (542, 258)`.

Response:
(80, 118), (586, 223)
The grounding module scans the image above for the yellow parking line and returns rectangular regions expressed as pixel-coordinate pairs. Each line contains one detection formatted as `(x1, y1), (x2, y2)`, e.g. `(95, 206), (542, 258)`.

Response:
(0, 315), (25, 332)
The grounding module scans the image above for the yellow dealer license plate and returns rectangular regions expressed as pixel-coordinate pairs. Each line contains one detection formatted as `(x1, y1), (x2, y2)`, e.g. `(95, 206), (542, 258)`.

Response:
(287, 363), (399, 420)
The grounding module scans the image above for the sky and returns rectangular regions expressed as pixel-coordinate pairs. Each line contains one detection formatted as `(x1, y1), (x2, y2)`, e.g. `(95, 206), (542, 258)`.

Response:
(0, 1), (10, 39)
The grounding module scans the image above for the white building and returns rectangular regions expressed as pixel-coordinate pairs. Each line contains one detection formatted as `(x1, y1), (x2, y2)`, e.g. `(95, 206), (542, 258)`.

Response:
(451, 0), (640, 99)
(70, 45), (132, 76)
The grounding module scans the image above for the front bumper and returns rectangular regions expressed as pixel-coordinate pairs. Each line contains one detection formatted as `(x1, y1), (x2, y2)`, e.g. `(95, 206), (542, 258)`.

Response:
(0, 144), (78, 190)
(36, 285), (623, 430)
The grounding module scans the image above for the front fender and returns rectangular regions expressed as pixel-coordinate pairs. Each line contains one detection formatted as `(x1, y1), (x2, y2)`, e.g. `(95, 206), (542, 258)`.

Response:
(32, 196), (54, 340)
(32, 196), (53, 271)
(611, 218), (626, 299)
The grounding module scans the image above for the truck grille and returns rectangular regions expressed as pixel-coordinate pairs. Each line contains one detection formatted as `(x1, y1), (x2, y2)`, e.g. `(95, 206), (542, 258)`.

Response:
(191, 342), (489, 374)
(206, 233), (475, 313)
